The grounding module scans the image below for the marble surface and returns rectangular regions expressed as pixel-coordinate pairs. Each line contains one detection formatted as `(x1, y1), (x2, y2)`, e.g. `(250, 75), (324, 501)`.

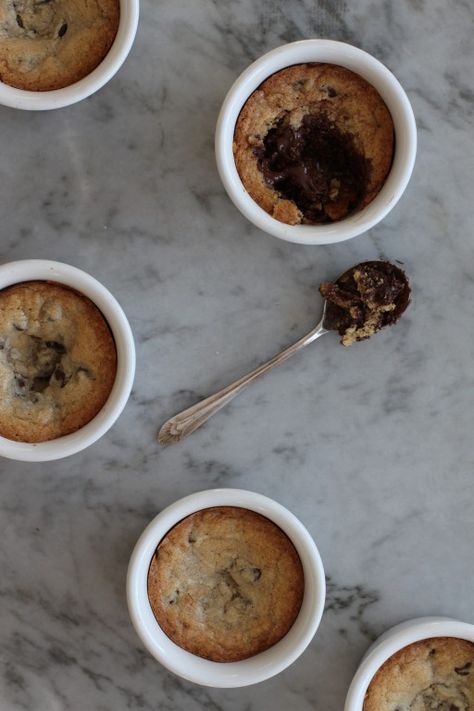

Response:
(1, 0), (474, 708)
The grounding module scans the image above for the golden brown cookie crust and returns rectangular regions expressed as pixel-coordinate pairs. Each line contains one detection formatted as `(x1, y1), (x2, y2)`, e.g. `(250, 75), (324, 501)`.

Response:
(0, 281), (117, 442)
(0, 0), (120, 91)
(147, 506), (305, 662)
(364, 637), (474, 710)
(233, 63), (394, 225)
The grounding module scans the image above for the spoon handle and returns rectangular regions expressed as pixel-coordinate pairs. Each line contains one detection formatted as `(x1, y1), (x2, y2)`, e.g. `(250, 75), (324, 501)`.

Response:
(158, 319), (327, 445)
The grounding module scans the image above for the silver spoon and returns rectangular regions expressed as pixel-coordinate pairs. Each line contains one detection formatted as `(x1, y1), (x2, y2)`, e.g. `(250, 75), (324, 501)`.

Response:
(158, 261), (410, 445)
(158, 301), (329, 445)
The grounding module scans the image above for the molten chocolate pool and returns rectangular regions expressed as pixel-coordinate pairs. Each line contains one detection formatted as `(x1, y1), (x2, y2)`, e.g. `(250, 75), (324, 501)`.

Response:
(259, 113), (371, 224)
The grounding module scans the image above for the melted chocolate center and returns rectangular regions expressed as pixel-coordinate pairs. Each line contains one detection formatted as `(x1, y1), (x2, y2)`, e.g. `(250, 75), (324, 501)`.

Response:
(259, 114), (371, 223)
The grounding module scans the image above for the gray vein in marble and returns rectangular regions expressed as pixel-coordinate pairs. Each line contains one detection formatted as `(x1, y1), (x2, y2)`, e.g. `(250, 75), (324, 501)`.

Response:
(1, 0), (474, 709)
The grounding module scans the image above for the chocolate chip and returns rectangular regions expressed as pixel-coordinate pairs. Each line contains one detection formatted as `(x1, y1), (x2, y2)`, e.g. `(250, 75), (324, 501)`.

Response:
(251, 567), (262, 581)
(455, 661), (471, 675)
(16, 13), (24, 28)
(326, 86), (337, 97)
(31, 376), (50, 393)
(54, 366), (68, 388)
(14, 375), (28, 396)
(45, 341), (66, 354)
(168, 589), (180, 605)
(58, 23), (68, 37)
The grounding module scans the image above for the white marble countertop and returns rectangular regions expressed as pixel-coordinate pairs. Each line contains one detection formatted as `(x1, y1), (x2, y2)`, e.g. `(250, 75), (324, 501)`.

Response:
(1, 0), (474, 708)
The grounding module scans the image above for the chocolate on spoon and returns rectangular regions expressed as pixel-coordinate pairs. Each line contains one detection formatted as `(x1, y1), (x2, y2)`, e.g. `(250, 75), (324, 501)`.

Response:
(158, 261), (411, 445)
(320, 261), (410, 346)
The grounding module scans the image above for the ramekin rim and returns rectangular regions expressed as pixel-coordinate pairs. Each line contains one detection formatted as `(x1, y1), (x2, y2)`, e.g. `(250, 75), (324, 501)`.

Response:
(0, 0), (139, 110)
(215, 38), (417, 245)
(344, 616), (474, 710)
(0, 259), (135, 461)
(126, 487), (326, 688)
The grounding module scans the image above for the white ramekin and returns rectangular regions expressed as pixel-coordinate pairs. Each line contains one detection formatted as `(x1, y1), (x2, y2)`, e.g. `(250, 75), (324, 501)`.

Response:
(127, 488), (326, 688)
(345, 616), (474, 710)
(0, 0), (139, 111)
(215, 39), (417, 245)
(0, 259), (135, 461)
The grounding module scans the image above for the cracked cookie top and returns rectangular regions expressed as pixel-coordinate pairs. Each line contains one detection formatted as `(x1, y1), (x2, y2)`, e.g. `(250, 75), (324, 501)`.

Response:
(0, 281), (117, 442)
(147, 506), (305, 662)
(364, 637), (474, 711)
(233, 63), (394, 225)
(0, 0), (119, 91)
